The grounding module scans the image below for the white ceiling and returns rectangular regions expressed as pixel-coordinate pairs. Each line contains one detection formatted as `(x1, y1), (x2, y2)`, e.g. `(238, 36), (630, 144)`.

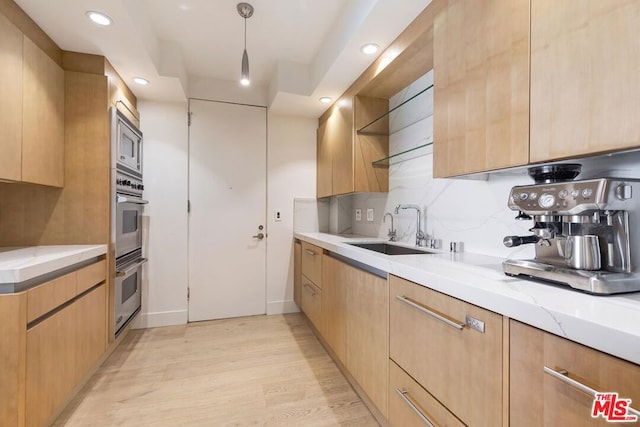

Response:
(15, 0), (431, 117)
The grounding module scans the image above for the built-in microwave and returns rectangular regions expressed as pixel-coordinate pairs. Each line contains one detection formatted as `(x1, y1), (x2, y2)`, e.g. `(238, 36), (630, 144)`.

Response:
(113, 108), (143, 177)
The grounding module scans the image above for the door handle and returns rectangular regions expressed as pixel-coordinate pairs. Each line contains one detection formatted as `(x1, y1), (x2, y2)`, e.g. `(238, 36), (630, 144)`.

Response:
(252, 233), (265, 240)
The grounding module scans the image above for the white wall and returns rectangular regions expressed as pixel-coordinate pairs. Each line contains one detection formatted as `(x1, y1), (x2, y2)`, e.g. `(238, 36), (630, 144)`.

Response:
(134, 100), (189, 328)
(266, 113), (317, 314)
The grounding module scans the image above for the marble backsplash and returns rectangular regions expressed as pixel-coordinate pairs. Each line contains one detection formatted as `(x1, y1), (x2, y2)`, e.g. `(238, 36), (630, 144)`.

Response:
(323, 70), (640, 259)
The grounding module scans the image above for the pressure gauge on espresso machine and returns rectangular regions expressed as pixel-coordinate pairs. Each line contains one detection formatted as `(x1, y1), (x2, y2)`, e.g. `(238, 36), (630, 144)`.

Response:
(538, 193), (556, 209)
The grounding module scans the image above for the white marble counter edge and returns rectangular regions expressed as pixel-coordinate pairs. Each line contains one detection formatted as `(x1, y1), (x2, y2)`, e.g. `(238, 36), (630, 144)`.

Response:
(295, 232), (640, 365)
(0, 245), (108, 283)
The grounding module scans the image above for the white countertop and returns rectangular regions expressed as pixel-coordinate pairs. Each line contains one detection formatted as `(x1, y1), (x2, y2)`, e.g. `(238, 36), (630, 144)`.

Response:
(295, 232), (640, 365)
(0, 245), (108, 285)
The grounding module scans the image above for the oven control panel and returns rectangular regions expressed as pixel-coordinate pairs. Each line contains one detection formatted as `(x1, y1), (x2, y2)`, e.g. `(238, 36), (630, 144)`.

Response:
(116, 172), (144, 196)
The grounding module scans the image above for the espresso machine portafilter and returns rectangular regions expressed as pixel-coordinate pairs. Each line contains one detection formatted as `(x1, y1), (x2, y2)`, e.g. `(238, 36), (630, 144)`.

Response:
(502, 165), (640, 294)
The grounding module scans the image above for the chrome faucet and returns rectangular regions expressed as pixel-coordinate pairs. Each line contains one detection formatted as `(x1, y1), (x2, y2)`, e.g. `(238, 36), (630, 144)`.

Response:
(395, 204), (427, 246)
(383, 212), (397, 242)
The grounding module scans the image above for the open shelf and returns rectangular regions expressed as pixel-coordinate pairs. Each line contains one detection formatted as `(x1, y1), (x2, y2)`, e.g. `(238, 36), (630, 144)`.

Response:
(372, 142), (433, 167)
(356, 84), (433, 136)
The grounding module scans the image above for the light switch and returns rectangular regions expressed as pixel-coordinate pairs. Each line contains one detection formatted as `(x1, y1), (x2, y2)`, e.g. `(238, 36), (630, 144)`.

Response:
(366, 208), (374, 222)
(355, 209), (362, 221)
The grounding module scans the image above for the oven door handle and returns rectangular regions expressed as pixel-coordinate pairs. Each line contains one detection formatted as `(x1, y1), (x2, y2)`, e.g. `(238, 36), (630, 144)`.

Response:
(116, 258), (148, 277)
(117, 195), (149, 205)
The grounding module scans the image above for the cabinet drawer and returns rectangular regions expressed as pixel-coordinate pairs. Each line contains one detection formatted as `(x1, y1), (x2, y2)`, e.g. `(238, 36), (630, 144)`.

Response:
(301, 242), (323, 287)
(76, 259), (106, 294)
(27, 272), (76, 323)
(390, 360), (464, 427)
(389, 275), (503, 426)
(300, 275), (322, 330)
(510, 320), (640, 427)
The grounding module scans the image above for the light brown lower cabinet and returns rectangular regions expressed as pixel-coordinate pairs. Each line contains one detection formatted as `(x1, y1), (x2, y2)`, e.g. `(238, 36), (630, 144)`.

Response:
(321, 255), (347, 364)
(389, 360), (464, 427)
(293, 241), (301, 308)
(26, 283), (107, 427)
(300, 275), (322, 331)
(510, 320), (640, 427)
(389, 275), (503, 426)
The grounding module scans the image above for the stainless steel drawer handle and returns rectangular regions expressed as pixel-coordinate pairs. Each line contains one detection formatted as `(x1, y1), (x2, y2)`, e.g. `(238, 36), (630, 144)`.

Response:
(303, 283), (317, 296)
(116, 258), (148, 277)
(544, 366), (640, 417)
(396, 295), (465, 330)
(395, 389), (436, 427)
(304, 249), (316, 256)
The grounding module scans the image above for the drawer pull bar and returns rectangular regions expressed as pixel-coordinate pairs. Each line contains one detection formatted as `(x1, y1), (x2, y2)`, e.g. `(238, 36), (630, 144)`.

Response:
(395, 388), (436, 427)
(303, 283), (317, 296)
(304, 249), (317, 256)
(396, 295), (465, 330)
(543, 366), (640, 417)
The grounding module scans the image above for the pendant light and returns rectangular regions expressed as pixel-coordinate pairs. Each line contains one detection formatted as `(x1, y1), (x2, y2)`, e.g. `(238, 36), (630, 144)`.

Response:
(237, 3), (254, 86)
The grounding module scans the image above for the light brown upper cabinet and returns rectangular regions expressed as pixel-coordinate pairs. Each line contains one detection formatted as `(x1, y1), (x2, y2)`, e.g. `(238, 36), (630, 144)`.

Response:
(0, 14), (23, 182)
(316, 96), (389, 198)
(0, 18), (64, 188)
(433, 0), (530, 177)
(22, 37), (65, 187)
(530, 0), (640, 162)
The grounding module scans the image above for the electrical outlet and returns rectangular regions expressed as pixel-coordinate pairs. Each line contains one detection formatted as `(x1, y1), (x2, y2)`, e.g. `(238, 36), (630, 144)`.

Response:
(366, 208), (374, 222)
(274, 210), (282, 222)
(355, 209), (362, 221)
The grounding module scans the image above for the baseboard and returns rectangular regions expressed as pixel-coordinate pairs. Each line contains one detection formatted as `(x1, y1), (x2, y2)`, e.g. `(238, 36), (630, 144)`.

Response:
(131, 309), (188, 329)
(266, 299), (300, 315)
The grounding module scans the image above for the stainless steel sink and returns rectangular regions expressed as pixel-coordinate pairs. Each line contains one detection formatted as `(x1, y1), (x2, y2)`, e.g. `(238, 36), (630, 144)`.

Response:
(347, 242), (437, 255)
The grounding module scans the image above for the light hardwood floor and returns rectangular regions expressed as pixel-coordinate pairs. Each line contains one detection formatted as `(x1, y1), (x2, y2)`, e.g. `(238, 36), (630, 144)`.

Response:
(53, 314), (379, 426)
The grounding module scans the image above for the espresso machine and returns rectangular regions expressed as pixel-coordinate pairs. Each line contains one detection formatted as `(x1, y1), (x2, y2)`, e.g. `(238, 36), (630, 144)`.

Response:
(502, 164), (640, 294)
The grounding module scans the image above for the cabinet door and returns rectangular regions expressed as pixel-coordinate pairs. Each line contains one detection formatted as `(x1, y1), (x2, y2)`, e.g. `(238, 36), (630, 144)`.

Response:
(389, 275), (503, 426)
(0, 14), (23, 182)
(530, 0), (640, 162)
(26, 302), (77, 427)
(293, 242), (301, 308)
(316, 120), (332, 198)
(346, 266), (388, 417)
(301, 242), (323, 287)
(300, 275), (322, 330)
(510, 320), (640, 427)
(75, 284), (107, 385)
(331, 101), (354, 196)
(321, 255), (347, 364)
(22, 36), (64, 187)
(353, 96), (388, 193)
(433, 0), (529, 177)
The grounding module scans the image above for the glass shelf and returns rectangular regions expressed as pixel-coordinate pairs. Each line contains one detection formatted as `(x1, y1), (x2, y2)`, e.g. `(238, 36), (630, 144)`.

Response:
(356, 84), (433, 136)
(372, 142), (433, 167)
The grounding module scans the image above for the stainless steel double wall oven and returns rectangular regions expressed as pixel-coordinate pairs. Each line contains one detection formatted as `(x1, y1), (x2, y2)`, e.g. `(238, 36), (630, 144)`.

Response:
(112, 107), (148, 337)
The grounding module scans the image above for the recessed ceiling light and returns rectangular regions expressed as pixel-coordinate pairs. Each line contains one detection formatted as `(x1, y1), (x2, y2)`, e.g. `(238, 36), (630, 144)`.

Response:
(319, 97), (332, 104)
(133, 77), (149, 85)
(86, 11), (112, 26)
(361, 43), (379, 55)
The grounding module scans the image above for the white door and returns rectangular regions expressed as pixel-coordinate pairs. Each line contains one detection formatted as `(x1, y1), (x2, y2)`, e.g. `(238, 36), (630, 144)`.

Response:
(188, 99), (267, 321)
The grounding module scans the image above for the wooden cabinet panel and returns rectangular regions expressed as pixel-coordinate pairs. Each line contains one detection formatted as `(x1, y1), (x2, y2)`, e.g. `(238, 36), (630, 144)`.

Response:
(316, 120), (332, 198)
(0, 13), (23, 182)
(331, 100), (354, 196)
(76, 259), (106, 294)
(530, 0), (640, 162)
(22, 36), (64, 187)
(389, 275), (503, 426)
(389, 360), (464, 427)
(300, 275), (322, 330)
(320, 255), (347, 364)
(433, 0), (529, 177)
(26, 272), (76, 323)
(293, 242), (301, 308)
(26, 301), (76, 427)
(301, 242), (322, 288)
(75, 284), (107, 384)
(346, 266), (388, 418)
(0, 293), (27, 427)
(510, 320), (640, 427)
